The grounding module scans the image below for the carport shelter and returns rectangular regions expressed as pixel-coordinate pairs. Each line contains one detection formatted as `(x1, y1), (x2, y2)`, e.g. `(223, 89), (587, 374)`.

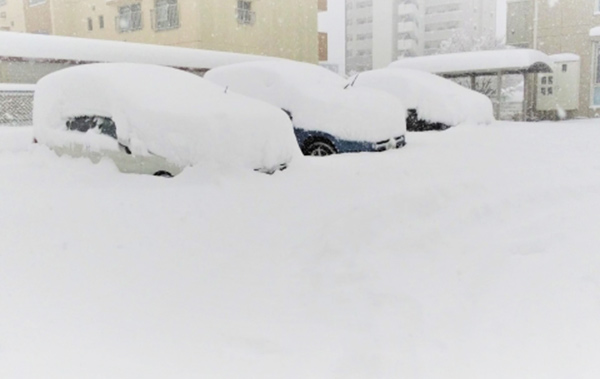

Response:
(388, 49), (554, 121)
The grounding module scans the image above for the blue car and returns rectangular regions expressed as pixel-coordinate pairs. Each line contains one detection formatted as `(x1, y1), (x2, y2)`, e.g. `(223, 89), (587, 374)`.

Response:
(280, 109), (406, 156)
(205, 60), (407, 156)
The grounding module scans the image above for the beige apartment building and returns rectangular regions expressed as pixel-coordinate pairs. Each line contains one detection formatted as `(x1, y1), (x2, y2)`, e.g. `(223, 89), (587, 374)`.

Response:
(0, 0), (26, 32)
(507, 0), (600, 118)
(19, 0), (318, 63)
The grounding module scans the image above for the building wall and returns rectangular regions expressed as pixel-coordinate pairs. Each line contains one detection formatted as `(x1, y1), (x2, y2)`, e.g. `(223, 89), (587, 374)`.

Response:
(422, 0), (497, 55)
(372, 0), (398, 69)
(508, 0), (600, 118)
(345, 0), (374, 74)
(506, 0), (533, 47)
(535, 0), (600, 117)
(0, 0), (26, 32)
(22, 0), (318, 63)
(23, 0), (52, 34)
(345, 0), (497, 74)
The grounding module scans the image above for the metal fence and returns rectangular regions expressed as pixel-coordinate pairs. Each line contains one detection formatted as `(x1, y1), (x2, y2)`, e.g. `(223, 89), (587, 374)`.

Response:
(0, 90), (34, 126)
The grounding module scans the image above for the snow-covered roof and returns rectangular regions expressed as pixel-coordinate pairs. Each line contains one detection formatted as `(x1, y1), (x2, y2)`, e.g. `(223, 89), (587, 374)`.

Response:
(0, 83), (36, 92)
(0, 31), (275, 71)
(590, 26), (600, 37)
(549, 53), (580, 63)
(389, 49), (554, 77)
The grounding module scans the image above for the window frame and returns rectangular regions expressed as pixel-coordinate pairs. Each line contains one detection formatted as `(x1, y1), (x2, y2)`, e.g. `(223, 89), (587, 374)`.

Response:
(153, 0), (179, 31)
(117, 3), (143, 33)
(236, 0), (255, 25)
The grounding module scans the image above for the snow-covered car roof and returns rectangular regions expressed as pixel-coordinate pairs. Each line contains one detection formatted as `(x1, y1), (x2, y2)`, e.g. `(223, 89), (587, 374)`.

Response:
(349, 68), (494, 126)
(204, 61), (407, 142)
(33, 63), (300, 170)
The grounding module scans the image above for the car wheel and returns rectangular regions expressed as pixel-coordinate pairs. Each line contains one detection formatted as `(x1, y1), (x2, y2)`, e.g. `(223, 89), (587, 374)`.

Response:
(153, 171), (173, 178)
(305, 140), (337, 156)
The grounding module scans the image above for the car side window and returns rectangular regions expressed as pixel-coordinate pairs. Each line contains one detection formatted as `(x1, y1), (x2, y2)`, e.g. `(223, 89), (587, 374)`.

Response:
(66, 116), (117, 139)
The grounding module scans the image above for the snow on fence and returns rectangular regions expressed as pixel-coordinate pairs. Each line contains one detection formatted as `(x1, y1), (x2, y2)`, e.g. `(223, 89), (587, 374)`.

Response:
(0, 84), (35, 126)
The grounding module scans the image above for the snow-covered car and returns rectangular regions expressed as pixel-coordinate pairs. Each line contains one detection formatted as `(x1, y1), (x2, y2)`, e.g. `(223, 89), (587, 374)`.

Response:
(347, 68), (494, 131)
(204, 60), (407, 156)
(33, 63), (299, 176)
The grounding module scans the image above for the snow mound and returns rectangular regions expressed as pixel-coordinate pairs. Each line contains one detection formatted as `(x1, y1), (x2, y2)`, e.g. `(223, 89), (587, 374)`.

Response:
(205, 60), (406, 142)
(349, 68), (494, 126)
(33, 63), (300, 170)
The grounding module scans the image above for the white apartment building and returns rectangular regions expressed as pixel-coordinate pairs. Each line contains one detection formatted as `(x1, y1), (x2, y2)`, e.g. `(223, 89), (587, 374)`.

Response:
(346, 0), (497, 74)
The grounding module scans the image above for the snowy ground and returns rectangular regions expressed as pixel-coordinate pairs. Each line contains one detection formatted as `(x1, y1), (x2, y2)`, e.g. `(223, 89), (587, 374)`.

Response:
(2, 119), (600, 378)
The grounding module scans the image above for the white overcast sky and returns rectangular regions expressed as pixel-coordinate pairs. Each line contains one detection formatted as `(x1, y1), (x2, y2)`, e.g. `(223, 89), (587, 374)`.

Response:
(319, 0), (508, 72)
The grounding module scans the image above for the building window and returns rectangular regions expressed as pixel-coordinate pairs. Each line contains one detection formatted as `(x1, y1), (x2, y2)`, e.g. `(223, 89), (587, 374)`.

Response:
(118, 3), (142, 33)
(87, 17), (93, 31)
(99, 15), (104, 29)
(236, 0), (255, 25)
(29, 0), (46, 5)
(0, 12), (5, 18)
(0, 0), (6, 7)
(153, 0), (179, 31)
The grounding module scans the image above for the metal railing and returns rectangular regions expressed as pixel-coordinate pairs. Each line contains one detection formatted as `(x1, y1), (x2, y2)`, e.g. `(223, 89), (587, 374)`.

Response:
(0, 90), (34, 126)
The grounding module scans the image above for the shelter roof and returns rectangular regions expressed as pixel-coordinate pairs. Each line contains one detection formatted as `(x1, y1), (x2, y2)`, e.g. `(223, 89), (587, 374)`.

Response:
(0, 31), (274, 71)
(389, 49), (554, 77)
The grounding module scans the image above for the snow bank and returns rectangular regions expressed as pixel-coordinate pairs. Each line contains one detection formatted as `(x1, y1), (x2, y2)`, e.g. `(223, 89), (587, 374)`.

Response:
(590, 26), (600, 37)
(389, 49), (554, 75)
(0, 31), (274, 71)
(4, 120), (600, 378)
(205, 60), (406, 142)
(349, 68), (494, 126)
(33, 63), (299, 170)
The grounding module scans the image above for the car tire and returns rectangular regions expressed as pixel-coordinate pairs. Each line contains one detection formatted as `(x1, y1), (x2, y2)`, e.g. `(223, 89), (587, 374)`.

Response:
(153, 171), (173, 178)
(304, 140), (337, 156)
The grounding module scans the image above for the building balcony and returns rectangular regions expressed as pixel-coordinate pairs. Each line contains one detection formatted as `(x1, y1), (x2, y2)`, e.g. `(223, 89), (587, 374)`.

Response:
(398, 3), (419, 15)
(397, 21), (418, 34)
(397, 39), (418, 51)
(398, 0), (418, 6)
(424, 10), (463, 24)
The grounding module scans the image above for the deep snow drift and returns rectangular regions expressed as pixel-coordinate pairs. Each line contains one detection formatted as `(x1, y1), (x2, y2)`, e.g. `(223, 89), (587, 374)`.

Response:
(2, 120), (600, 378)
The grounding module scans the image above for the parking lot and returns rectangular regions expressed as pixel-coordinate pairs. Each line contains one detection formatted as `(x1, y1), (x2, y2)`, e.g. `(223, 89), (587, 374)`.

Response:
(2, 120), (600, 378)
